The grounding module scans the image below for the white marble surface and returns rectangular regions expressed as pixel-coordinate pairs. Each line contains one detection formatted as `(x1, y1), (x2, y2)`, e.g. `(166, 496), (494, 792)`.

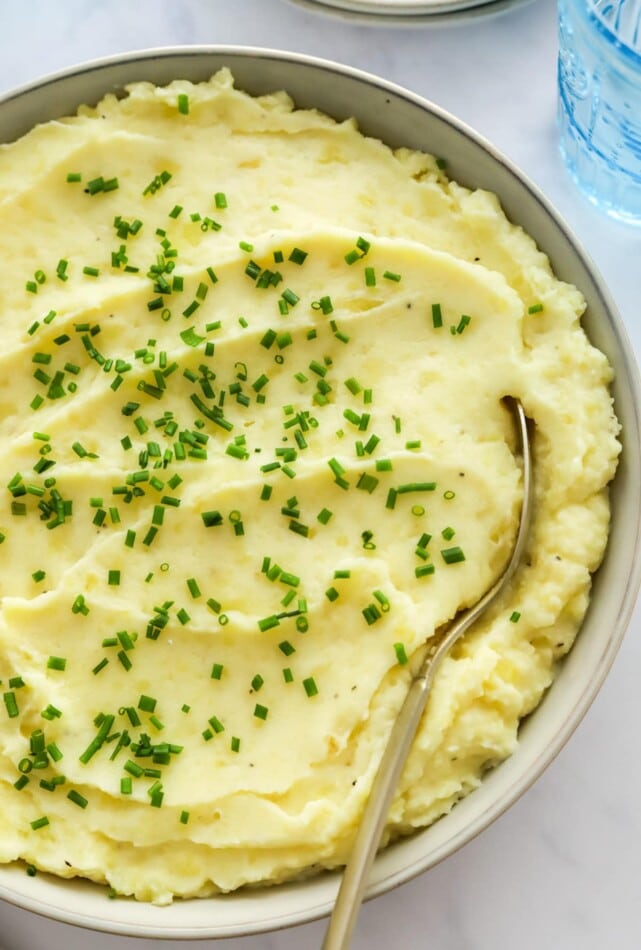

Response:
(1, 1), (640, 948)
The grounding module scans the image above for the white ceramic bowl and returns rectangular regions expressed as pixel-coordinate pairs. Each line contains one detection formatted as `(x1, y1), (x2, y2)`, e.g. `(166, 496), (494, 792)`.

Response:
(1, 47), (640, 941)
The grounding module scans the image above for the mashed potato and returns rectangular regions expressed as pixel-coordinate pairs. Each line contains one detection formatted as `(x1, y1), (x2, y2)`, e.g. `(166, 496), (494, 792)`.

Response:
(0, 69), (619, 903)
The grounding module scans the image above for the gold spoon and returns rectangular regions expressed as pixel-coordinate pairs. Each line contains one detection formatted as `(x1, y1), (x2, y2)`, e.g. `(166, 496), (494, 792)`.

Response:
(322, 398), (532, 950)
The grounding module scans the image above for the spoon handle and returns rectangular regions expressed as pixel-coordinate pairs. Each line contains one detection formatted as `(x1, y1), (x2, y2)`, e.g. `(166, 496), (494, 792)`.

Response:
(321, 399), (531, 950)
(321, 669), (433, 950)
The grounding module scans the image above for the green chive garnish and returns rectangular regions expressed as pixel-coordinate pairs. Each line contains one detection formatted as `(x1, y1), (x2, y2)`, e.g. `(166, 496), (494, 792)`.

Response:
(394, 643), (409, 665)
(4, 692), (19, 718)
(302, 677), (318, 697)
(67, 790), (88, 809)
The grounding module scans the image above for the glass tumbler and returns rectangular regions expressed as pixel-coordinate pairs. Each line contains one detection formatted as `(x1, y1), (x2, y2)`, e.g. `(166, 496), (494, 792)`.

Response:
(557, 0), (641, 223)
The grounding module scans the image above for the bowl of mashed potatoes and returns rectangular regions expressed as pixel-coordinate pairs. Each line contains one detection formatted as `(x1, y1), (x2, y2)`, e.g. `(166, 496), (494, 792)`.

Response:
(0, 47), (639, 940)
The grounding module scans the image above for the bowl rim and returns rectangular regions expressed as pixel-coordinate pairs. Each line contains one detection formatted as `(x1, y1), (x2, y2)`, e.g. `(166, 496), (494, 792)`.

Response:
(1, 43), (640, 941)
(284, 0), (528, 24)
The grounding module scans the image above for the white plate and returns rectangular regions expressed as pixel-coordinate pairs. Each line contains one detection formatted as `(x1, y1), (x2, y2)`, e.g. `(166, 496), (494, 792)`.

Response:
(306, 0), (497, 10)
(287, 0), (529, 24)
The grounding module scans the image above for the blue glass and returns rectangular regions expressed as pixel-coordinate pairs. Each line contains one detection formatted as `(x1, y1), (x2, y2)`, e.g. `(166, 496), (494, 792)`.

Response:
(558, 0), (641, 223)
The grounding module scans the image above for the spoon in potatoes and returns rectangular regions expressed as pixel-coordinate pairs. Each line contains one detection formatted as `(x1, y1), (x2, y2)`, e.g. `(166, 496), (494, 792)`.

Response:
(322, 397), (532, 950)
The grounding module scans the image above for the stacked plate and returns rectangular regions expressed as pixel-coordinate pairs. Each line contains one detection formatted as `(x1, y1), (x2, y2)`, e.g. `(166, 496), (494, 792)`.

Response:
(288, 0), (527, 23)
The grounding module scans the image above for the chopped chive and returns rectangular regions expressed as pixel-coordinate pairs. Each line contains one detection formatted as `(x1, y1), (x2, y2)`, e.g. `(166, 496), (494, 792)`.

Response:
(415, 563), (436, 578)
(47, 743), (63, 762)
(288, 247), (308, 265)
(394, 642), (409, 665)
(373, 590), (391, 612)
(4, 692), (19, 718)
(260, 329), (277, 349)
(396, 482), (436, 494)
(208, 662), (223, 681)
(180, 326), (204, 347)
(289, 520), (309, 538)
(207, 716), (224, 734)
(302, 677), (318, 697)
(30, 816), (50, 831)
(258, 615), (280, 633)
(328, 457), (345, 479)
(186, 577), (201, 599)
(71, 594), (89, 616)
(441, 546), (465, 564)
(356, 473), (379, 494)
(67, 790), (88, 809)
(253, 704), (268, 720)
(251, 674), (264, 692)
(362, 604), (382, 625)
(528, 303), (544, 314)
(510, 611), (521, 623)
(201, 510), (223, 527)
(46, 656), (67, 671)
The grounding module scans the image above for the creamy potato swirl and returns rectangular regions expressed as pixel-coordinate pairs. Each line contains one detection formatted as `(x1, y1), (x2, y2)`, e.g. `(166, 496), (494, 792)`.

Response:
(0, 70), (619, 902)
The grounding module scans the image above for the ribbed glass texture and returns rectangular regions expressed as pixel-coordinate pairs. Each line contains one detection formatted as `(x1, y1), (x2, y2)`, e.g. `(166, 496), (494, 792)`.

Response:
(558, 0), (641, 222)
